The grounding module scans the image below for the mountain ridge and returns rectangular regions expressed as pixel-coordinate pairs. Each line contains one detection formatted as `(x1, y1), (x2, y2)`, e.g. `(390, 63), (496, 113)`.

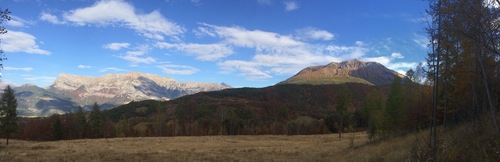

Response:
(279, 59), (403, 86)
(14, 72), (231, 116)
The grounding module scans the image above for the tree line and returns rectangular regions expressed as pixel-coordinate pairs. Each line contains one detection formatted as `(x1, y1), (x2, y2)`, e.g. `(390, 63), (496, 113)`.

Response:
(9, 78), (430, 141)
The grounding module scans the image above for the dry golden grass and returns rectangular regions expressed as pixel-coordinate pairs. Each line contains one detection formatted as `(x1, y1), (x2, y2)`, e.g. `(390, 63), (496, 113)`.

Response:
(0, 132), (426, 162)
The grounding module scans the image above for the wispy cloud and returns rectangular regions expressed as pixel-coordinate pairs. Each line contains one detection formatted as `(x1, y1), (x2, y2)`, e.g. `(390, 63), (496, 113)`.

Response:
(363, 52), (417, 75)
(61, 0), (185, 40)
(195, 23), (369, 80)
(295, 27), (334, 41)
(413, 33), (429, 49)
(196, 23), (303, 49)
(99, 67), (127, 73)
(284, 1), (299, 11)
(23, 76), (56, 84)
(77, 65), (92, 69)
(104, 42), (130, 50)
(40, 12), (65, 24)
(156, 42), (233, 61)
(4, 67), (33, 72)
(117, 45), (156, 65)
(0, 30), (51, 55)
(6, 15), (33, 27)
(391, 52), (404, 59)
(157, 64), (199, 75)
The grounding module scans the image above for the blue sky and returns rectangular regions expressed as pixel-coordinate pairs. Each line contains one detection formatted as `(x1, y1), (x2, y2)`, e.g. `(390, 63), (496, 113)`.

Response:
(0, 0), (429, 88)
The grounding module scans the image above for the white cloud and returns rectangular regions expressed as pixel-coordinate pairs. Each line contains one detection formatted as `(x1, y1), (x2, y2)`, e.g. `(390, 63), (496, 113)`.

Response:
(23, 76), (56, 84)
(388, 62), (418, 70)
(104, 42), (130, 50)
(156, 42), (233, 61)
(295, 27), (334, 41)
(391, 52), (404, 59)
(40, 12), (65, 24)
(120, 55), (156, 65)
(218, 60), (272, 80)
(4, 67), (33, 72)
(413, 33), (429, 49)
(195, 23), (370, 80)
(62, 0), (185, 40)
(217, 42), (367, 80)
(157, 64), (199, 75)
(6, 15), (33, 27)
(99, 67), (127, 73)
(363, 53), (418, 75)
(117, 44), (156, 65)
(284, 1), (299, 11)
(77, 65), (92, 69)
(196, 23), (303, 50)
(363, 56), (391, 65)
(0, 30), (51, 55)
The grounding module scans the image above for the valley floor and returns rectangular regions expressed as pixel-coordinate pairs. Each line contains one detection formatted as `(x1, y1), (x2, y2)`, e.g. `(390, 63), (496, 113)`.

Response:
(0, 132), (417, 161)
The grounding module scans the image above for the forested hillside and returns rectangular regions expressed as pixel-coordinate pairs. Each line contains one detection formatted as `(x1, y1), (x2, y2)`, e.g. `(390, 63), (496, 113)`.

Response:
(15, 80), (433, 141)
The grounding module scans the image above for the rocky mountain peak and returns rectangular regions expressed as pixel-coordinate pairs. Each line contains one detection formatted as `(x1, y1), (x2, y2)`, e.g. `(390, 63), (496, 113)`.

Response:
(279, 59), (402, 86)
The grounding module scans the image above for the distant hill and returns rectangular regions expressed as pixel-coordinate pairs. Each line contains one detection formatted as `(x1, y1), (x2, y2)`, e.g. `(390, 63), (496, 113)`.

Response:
(279, 59), (403, 86)
(13, 72), (230, 117)
(103, 83), (389, 136)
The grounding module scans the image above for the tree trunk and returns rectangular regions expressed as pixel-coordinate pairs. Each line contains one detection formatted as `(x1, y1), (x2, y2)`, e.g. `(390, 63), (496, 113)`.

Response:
(339, 115), (343, 139)
(6, 134), (9, 145)
(477, 52), (500, 133)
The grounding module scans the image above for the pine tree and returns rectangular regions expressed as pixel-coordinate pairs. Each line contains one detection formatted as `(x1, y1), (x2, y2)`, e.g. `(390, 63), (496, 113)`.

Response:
(384, 77), (405, 134)
(0, 85), (17, 145)
(52, 114), (63, 140)
(88, 102), (103, 138)
(75, 106), (88, 138)
(362, 94), (384, 141)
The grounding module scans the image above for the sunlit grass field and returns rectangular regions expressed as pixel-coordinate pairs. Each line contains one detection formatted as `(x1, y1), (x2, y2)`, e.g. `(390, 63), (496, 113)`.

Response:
(0, 132), (405, 162)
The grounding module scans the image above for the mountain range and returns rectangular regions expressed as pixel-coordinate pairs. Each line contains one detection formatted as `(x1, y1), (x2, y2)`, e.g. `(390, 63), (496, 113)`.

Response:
(11, 59), (403, 117)
(13, 72), (230, 117)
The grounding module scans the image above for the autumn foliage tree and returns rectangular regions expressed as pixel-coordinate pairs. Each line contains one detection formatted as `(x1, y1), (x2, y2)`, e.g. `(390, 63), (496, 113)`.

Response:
(425, 0), (500, 159)
(335, 86), (351, 138)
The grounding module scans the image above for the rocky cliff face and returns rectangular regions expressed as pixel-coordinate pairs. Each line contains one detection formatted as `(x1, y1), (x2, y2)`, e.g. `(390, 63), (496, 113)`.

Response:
(279, 59), (403, 86)
(14, 72), (231, 116)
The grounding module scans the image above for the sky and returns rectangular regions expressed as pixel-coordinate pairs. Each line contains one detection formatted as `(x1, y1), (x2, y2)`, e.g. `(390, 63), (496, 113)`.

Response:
(0, 0), (430, 88)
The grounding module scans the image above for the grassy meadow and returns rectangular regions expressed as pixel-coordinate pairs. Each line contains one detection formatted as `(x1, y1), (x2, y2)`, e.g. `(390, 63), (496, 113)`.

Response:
(0, 132), (416, 162)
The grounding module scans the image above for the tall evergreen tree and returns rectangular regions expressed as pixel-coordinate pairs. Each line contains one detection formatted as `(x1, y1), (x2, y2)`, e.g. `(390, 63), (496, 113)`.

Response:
(75, 106), (88, 138)
(384, 77), (405, 134)
(88, 102), (103, 138)
(52, 114), (63, 140)
(362, 94), (385, 141)
(0, 85), (17, 145)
